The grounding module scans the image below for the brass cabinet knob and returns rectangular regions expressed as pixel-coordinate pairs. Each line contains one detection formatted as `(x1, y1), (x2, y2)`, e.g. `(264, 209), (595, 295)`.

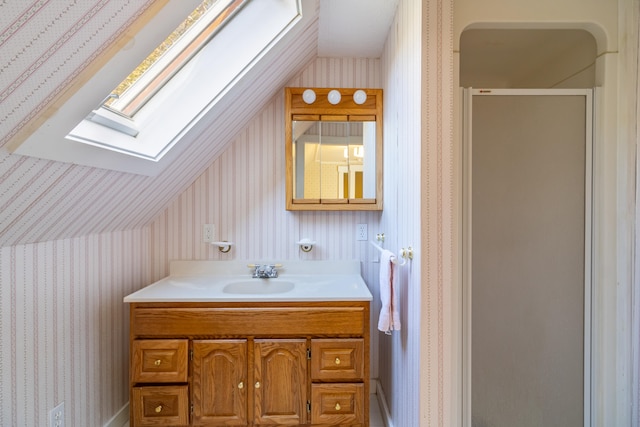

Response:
(154, 359), (162, 366)
(255, 381), (261, 389)
(335, 403), (341, 411)
(155, 405), (163, 413)
(238, 381), (244, 389)
(334, 357), (341, 365)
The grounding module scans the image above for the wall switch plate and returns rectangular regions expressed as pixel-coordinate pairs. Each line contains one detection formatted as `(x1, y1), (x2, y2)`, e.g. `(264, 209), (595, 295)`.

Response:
(356, 224), (368, 241)
(203, 224), (215, 243)
(49, 402), (64, 427)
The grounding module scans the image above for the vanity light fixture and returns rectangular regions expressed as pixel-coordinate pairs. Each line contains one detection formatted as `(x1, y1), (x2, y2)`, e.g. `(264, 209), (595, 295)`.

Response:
(301, 88), (367, 105)
(327, 89), (341, 105)
(353, 89), (367, 105)
(297, 238), (316, 252)
(302, 89), (316, 104)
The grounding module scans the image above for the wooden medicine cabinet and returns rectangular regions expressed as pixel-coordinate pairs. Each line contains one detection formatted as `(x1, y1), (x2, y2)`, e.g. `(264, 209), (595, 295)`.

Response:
(285, 87), (383, 211)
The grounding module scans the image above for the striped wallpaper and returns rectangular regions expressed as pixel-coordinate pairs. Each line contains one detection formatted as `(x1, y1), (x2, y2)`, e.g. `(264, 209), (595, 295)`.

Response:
(377, 0), (423, 425)
(0, 0), (459, 426)
(150, 0), (456, 419)
(0, 0), (318, 248)
(378, 0), (455, 425)
(2, 1), (638, 426)
(0, 228), (149, 426)
(419, 0), (455, 425)
(148, 58), (384, 276)
(148, 57), (385, 382)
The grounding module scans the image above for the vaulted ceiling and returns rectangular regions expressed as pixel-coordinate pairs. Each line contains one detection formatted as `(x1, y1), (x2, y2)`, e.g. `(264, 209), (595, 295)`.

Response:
(0, 0), (396, 247)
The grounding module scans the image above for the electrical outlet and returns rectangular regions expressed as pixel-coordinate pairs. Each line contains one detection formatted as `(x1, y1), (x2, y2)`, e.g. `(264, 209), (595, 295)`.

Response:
(356, 224), (368, 241)
(203, 224), (215, 243)
(49, 402), (64, 427)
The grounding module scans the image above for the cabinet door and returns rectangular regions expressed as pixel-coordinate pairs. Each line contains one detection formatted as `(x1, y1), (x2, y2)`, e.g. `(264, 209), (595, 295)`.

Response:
(192, 340), (247, 426)
(254, 339), (307, 425)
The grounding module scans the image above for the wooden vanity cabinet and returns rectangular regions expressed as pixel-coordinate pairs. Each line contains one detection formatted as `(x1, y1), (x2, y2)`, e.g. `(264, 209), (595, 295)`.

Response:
(129, 301), (370, 427)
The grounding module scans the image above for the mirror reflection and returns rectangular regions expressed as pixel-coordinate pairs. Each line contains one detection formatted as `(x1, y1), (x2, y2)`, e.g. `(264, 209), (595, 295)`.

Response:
(292, 120), (376, 200)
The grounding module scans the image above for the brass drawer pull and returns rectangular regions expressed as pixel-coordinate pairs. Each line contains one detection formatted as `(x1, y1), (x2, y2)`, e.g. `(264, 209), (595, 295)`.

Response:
(155, 405), (163, 413)
(238, 381), (244, 389)
(335, 403), (341, 411)
(255, 381), (261, 389)
(335, 357), (341, 365)
(154, 359), (162, 366)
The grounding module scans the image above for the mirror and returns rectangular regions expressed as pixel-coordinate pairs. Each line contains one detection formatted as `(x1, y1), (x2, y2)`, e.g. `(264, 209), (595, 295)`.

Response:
(285, 88), (383, 211)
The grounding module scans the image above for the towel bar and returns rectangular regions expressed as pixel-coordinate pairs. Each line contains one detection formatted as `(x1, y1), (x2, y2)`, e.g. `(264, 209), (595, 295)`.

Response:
(370, 240), (412, 266)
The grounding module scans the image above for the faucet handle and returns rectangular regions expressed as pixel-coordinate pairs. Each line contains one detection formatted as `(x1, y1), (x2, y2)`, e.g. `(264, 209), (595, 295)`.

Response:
(248, 263), (282, 278)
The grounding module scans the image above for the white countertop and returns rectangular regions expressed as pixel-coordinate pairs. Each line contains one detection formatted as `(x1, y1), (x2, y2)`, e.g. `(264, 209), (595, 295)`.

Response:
(123, 260), (373, 303)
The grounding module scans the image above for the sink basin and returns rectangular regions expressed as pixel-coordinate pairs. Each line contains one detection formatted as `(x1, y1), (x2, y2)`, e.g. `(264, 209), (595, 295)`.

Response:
(123, 261), (374, 302)
(223, 280), (295, 295)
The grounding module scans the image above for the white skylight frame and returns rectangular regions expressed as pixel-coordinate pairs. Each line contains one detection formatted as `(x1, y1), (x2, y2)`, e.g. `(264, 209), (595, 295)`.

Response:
(10, 0), (303, 176)
(105, 0), (244, 117)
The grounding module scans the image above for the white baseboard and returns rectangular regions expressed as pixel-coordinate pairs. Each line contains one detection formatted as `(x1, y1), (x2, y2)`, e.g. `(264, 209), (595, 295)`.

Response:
(374, 379), (393, 427)
(104, 402), (129, 427)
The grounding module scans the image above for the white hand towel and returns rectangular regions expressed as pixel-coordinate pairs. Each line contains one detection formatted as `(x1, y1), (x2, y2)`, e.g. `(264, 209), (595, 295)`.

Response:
(378, 249), (400, 334)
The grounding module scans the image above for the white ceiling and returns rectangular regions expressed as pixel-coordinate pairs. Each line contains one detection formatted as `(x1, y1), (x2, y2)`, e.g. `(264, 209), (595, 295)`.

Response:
(318, 0), (399, 57)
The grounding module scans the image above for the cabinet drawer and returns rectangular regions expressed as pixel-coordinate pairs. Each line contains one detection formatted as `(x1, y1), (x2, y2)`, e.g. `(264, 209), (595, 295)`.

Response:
(311, 339), (364, 381)
(132, 385), (189, 426)
(132, 306), (366, 337)
(132, 339), (188, 383)
(311, 383), (364, 425)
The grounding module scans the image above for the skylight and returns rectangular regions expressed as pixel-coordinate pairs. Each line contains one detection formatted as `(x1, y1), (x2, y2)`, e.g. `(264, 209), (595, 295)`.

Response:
(11, 0), (304, 175)
(104, 0), (246, 117)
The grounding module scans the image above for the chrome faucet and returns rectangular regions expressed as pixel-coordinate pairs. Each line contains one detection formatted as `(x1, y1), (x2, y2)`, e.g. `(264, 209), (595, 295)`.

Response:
(252, 264), (279, 278)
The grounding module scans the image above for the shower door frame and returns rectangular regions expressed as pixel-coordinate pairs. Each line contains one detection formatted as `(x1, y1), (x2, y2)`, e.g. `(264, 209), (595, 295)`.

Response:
(461, 88), (594, 427)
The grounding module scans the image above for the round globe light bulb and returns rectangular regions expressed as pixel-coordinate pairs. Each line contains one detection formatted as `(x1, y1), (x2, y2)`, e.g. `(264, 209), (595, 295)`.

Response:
(353, 90), (367, 105)
(327, 90), (342, 105)
(302, 89), (316, 104)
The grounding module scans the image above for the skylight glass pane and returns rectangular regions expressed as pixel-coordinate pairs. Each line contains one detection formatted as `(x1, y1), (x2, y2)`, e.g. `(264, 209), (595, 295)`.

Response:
(104, 0), (246, 117)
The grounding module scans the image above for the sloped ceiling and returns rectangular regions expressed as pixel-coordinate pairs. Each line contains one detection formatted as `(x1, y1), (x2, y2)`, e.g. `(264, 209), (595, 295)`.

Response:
(318, 0), (398, 57)
(0, 0), (397, 247)
(0, 0), (320, 247)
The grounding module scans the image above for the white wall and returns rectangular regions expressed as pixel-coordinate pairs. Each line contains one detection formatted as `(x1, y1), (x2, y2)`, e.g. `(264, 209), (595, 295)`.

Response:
(454, 0), (617, 53)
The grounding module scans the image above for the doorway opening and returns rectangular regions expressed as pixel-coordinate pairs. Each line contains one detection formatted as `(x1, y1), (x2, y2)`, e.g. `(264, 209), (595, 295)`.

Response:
(460, 28), (597, 427)
(460, 29), (597, 89)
